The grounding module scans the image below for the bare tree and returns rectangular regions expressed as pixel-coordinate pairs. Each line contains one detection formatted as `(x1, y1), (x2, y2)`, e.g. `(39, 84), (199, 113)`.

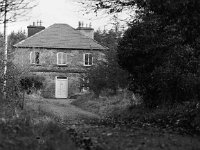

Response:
(0, 0), (36, 23)
(0, 0), (36, 99)
(79, 0), (137, 15)
(78, 0), (137, 30)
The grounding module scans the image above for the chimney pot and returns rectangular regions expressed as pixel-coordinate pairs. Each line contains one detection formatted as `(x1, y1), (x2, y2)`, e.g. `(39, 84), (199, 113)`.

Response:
(27, 22), (45, 37)
(78, 21), (81, 28)
(76, 23), (94, 39)
(39, 20), (42, 26)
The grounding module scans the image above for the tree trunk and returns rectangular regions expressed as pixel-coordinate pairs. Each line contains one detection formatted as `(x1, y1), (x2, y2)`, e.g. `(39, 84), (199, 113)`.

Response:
(3, 0), (8, 100)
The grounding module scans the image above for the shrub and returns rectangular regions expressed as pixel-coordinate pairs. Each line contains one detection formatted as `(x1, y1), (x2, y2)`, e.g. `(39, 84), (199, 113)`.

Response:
(71, 91), (136, 116)
(82, 61), (129, 97)
(0, 61), (25, 100)
(108, 102), (200, 134)
(0, 102), (77, 150)
(20, 75), (45, 94)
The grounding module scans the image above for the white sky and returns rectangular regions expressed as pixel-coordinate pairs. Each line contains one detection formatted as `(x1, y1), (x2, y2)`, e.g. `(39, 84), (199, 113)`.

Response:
(2, 0), (130, 34)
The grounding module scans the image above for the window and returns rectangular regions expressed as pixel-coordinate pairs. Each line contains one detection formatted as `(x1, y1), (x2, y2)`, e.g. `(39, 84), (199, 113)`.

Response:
(84, 53), (93, 66)
(81, 78), (89, 92)
(57, 52), (67, 65)
(30, 51), (40, 64)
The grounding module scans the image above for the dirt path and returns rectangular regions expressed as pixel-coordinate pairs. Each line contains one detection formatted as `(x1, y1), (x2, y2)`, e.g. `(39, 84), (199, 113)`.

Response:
(26, 97), (100, 125)
(26, 97), (200, 150)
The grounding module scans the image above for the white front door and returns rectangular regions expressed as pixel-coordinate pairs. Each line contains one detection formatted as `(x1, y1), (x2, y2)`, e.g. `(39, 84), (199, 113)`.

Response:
(55, 77), (68, 98)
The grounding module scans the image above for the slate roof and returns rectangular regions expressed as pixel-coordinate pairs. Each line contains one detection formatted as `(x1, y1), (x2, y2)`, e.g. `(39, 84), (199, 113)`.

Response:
(14, 23), (107, 50)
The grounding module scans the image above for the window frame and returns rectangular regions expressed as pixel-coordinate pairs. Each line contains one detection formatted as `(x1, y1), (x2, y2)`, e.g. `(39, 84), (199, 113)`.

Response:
(30, 51), (40, 65)
(57, 52), (67, 65)
(83, 53), (93, 66)
(81, 78), (89, 92)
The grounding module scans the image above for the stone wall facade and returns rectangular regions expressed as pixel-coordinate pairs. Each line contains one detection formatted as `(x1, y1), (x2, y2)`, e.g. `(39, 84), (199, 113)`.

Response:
(31, 72), (81, 98)
(13, 48), (104, 98)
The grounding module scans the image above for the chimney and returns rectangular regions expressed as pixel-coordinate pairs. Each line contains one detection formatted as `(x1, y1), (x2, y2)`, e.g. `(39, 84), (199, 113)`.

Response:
(76, 22), (94, 39)
(27, 21), (45, 37)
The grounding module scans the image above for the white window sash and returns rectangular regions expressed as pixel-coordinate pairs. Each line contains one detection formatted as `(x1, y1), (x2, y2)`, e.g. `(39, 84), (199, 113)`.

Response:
(30, 51), (35, 64)
(84, 53), (93, 66)
(30, 51), (33, 64)
(30, 51), (40, 64)
(57, 52), (67, 65)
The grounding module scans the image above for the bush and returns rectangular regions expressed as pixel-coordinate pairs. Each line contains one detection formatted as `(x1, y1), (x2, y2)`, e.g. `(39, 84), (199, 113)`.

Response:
(82, 61), (129, 97)
(108, 102), (200, 134)
(20, 75), (45, 94)
(71, 91), (136, 116)
(0, 101), (77, 150)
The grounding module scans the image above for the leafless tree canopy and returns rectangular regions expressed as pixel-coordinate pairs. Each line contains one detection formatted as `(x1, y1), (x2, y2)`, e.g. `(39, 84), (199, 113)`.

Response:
(79, 0), (137, 14)
(0, 0), (37, 23)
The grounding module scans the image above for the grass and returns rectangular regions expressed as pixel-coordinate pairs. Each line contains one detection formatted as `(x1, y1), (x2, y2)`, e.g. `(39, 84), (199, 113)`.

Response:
(70, 92), (200, 150)
(72, 92), (200, 135)
(71, 91), (135, 117)
(0, 98), (77, 150)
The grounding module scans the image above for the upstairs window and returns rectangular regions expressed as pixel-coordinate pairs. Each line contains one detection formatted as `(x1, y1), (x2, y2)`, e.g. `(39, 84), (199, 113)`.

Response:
(84, 53), (93, 66)
(30, 51), (40, 64)
(57, 52), (67, 65)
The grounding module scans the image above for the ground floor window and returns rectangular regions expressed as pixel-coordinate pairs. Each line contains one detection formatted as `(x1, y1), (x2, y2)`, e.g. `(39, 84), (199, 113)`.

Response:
(80, 78), (89, 92)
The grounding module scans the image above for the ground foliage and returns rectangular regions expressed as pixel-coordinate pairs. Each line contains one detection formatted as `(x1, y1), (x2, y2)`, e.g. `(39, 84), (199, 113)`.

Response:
(0, 100), (77, 150)
(72, 94), (200, 135)
(70, 94), (200, 150)
(98, 102), (200, 135)
(25, 95), (200, 150)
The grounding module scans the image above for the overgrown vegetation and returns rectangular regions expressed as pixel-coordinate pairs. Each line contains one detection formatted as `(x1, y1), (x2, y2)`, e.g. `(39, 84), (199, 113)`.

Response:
(82, 29), (129, 97)
(0, 31), (27, 99)
(117, 1), (200, 107)
(82, 0), (200, 108)
(20, 75), (45, 94)
(0, 30), (51, 149)
(72, 91), (134, 116)
(72, 93), (200, 135)
(0, 100), (77, 150)
(108, 102), (200, 135)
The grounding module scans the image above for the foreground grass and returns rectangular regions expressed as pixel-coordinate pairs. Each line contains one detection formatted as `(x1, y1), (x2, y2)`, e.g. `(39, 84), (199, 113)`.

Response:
(71, 92), (132, 116)
(3, 93), (199, 150)
(0, 99), (77, 150)
(71, 93), (200, 150)
(72, 93), (200, 135)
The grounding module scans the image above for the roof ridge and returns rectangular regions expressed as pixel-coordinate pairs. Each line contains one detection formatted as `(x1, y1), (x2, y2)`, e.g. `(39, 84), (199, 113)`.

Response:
(14, 23), (107, 50)
(52, 23), (108, 50)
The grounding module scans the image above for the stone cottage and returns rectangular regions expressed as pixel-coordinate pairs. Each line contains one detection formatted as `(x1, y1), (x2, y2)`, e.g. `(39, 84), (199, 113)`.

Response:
(13, 23), (107, 98)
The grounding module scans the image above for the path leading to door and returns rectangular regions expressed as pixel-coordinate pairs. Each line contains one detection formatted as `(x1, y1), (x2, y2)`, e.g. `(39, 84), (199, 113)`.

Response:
(26, 97), (100, 125)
